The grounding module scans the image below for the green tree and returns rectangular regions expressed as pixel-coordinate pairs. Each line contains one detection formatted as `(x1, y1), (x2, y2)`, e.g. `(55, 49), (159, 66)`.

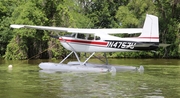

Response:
(40, 0), (92, 59)
(155, 0), (180, 58)
(111, 0), (157, 58)
(0, 0), (18, 57)
(2, 0), (180, 59)
(83, 0), (129, 28)
(4, 0), (47, 59)
(4, 0), (92, 59)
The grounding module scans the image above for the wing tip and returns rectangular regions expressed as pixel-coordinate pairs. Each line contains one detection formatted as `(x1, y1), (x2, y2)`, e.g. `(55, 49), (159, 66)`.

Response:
(10, 24), (25, 28)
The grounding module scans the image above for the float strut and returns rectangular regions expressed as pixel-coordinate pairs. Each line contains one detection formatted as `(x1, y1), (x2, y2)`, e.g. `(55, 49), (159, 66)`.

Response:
(82, 52), (95, 65)
(104, 53), (108, 65)
(60, 51), (73, 64)
(73, 52), (81, 64)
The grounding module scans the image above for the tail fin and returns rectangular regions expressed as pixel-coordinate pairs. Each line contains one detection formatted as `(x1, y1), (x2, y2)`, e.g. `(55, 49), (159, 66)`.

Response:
(139, 14), (159, 42)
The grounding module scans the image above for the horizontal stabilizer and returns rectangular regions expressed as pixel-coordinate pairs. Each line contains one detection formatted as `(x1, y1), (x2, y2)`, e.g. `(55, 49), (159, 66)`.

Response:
(159, 44), (171, 47)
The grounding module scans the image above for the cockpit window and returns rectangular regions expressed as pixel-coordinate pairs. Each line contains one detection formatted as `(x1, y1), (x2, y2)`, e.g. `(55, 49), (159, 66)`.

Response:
(64, 33), (100, 40)
(95, 36), (100, 40)
(71, 33), (76, 37)
(87, 34), (94, 40)
(77, 33), (85, 39)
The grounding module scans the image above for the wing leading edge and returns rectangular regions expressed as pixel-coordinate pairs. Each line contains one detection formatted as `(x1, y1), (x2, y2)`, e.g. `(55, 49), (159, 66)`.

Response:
(10, 24), (142, 34)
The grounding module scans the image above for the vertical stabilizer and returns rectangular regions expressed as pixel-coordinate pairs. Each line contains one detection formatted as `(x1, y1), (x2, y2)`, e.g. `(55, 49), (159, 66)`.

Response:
(139, 14), (159, 42)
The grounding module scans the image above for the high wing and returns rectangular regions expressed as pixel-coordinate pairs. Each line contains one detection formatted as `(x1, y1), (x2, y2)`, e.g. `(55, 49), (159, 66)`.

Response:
(10, 24), (142, 34)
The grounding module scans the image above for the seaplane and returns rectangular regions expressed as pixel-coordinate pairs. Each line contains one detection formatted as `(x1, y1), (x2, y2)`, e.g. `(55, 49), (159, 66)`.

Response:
(10, 14), (166, 73)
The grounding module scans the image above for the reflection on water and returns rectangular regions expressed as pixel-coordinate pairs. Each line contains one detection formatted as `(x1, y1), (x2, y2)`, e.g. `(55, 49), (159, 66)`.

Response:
(39, 70), (166, 98)
(0, 59), (180, 98)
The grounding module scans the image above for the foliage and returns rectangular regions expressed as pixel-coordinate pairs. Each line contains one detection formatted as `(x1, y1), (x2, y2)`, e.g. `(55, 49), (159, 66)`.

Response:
(0, 0), (179, 59)
(4, 35), (28, 60)
(155, 0), (180, 58)
(0, 0), (17, 57)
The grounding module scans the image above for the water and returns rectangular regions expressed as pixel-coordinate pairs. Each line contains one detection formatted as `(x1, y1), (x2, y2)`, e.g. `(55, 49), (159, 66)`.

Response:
(0, 59), (180, 98)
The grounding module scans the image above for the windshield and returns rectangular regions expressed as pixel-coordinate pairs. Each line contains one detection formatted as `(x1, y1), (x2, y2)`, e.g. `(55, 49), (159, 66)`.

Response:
(64, 33), (76, 37)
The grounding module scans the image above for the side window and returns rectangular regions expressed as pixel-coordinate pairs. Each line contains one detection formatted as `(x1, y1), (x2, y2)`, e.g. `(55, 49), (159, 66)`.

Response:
(87, 34), (94, 40)
(95, 36), (101, 40)
(77, 33), (85, 39)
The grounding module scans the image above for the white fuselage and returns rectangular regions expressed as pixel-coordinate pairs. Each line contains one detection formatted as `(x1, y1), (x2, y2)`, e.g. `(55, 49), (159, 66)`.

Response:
(59, 34), (159, 53)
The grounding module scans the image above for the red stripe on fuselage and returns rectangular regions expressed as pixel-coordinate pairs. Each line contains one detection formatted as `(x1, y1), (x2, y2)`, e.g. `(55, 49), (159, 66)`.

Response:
(138, 37), (159, 39)
(59, 38), (107, 46)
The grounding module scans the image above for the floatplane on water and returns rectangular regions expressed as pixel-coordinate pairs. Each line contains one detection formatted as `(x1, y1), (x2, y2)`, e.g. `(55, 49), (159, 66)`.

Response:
(10, 14), (168, 73)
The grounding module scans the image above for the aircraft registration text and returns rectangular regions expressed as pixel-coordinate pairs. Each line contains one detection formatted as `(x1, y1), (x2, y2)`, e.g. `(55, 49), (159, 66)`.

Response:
(107, 41), (136, 49)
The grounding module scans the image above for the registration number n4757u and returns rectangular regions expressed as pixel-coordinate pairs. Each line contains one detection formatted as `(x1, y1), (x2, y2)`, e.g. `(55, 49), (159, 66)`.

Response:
(107, 41), (136, 49)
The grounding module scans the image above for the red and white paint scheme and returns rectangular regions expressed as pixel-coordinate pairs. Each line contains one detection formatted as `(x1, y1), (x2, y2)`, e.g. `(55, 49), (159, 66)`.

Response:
(10, 14), (167, 66)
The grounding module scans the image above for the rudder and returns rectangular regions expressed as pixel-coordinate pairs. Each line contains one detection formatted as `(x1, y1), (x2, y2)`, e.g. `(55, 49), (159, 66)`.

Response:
(139, 14), (159, 42)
